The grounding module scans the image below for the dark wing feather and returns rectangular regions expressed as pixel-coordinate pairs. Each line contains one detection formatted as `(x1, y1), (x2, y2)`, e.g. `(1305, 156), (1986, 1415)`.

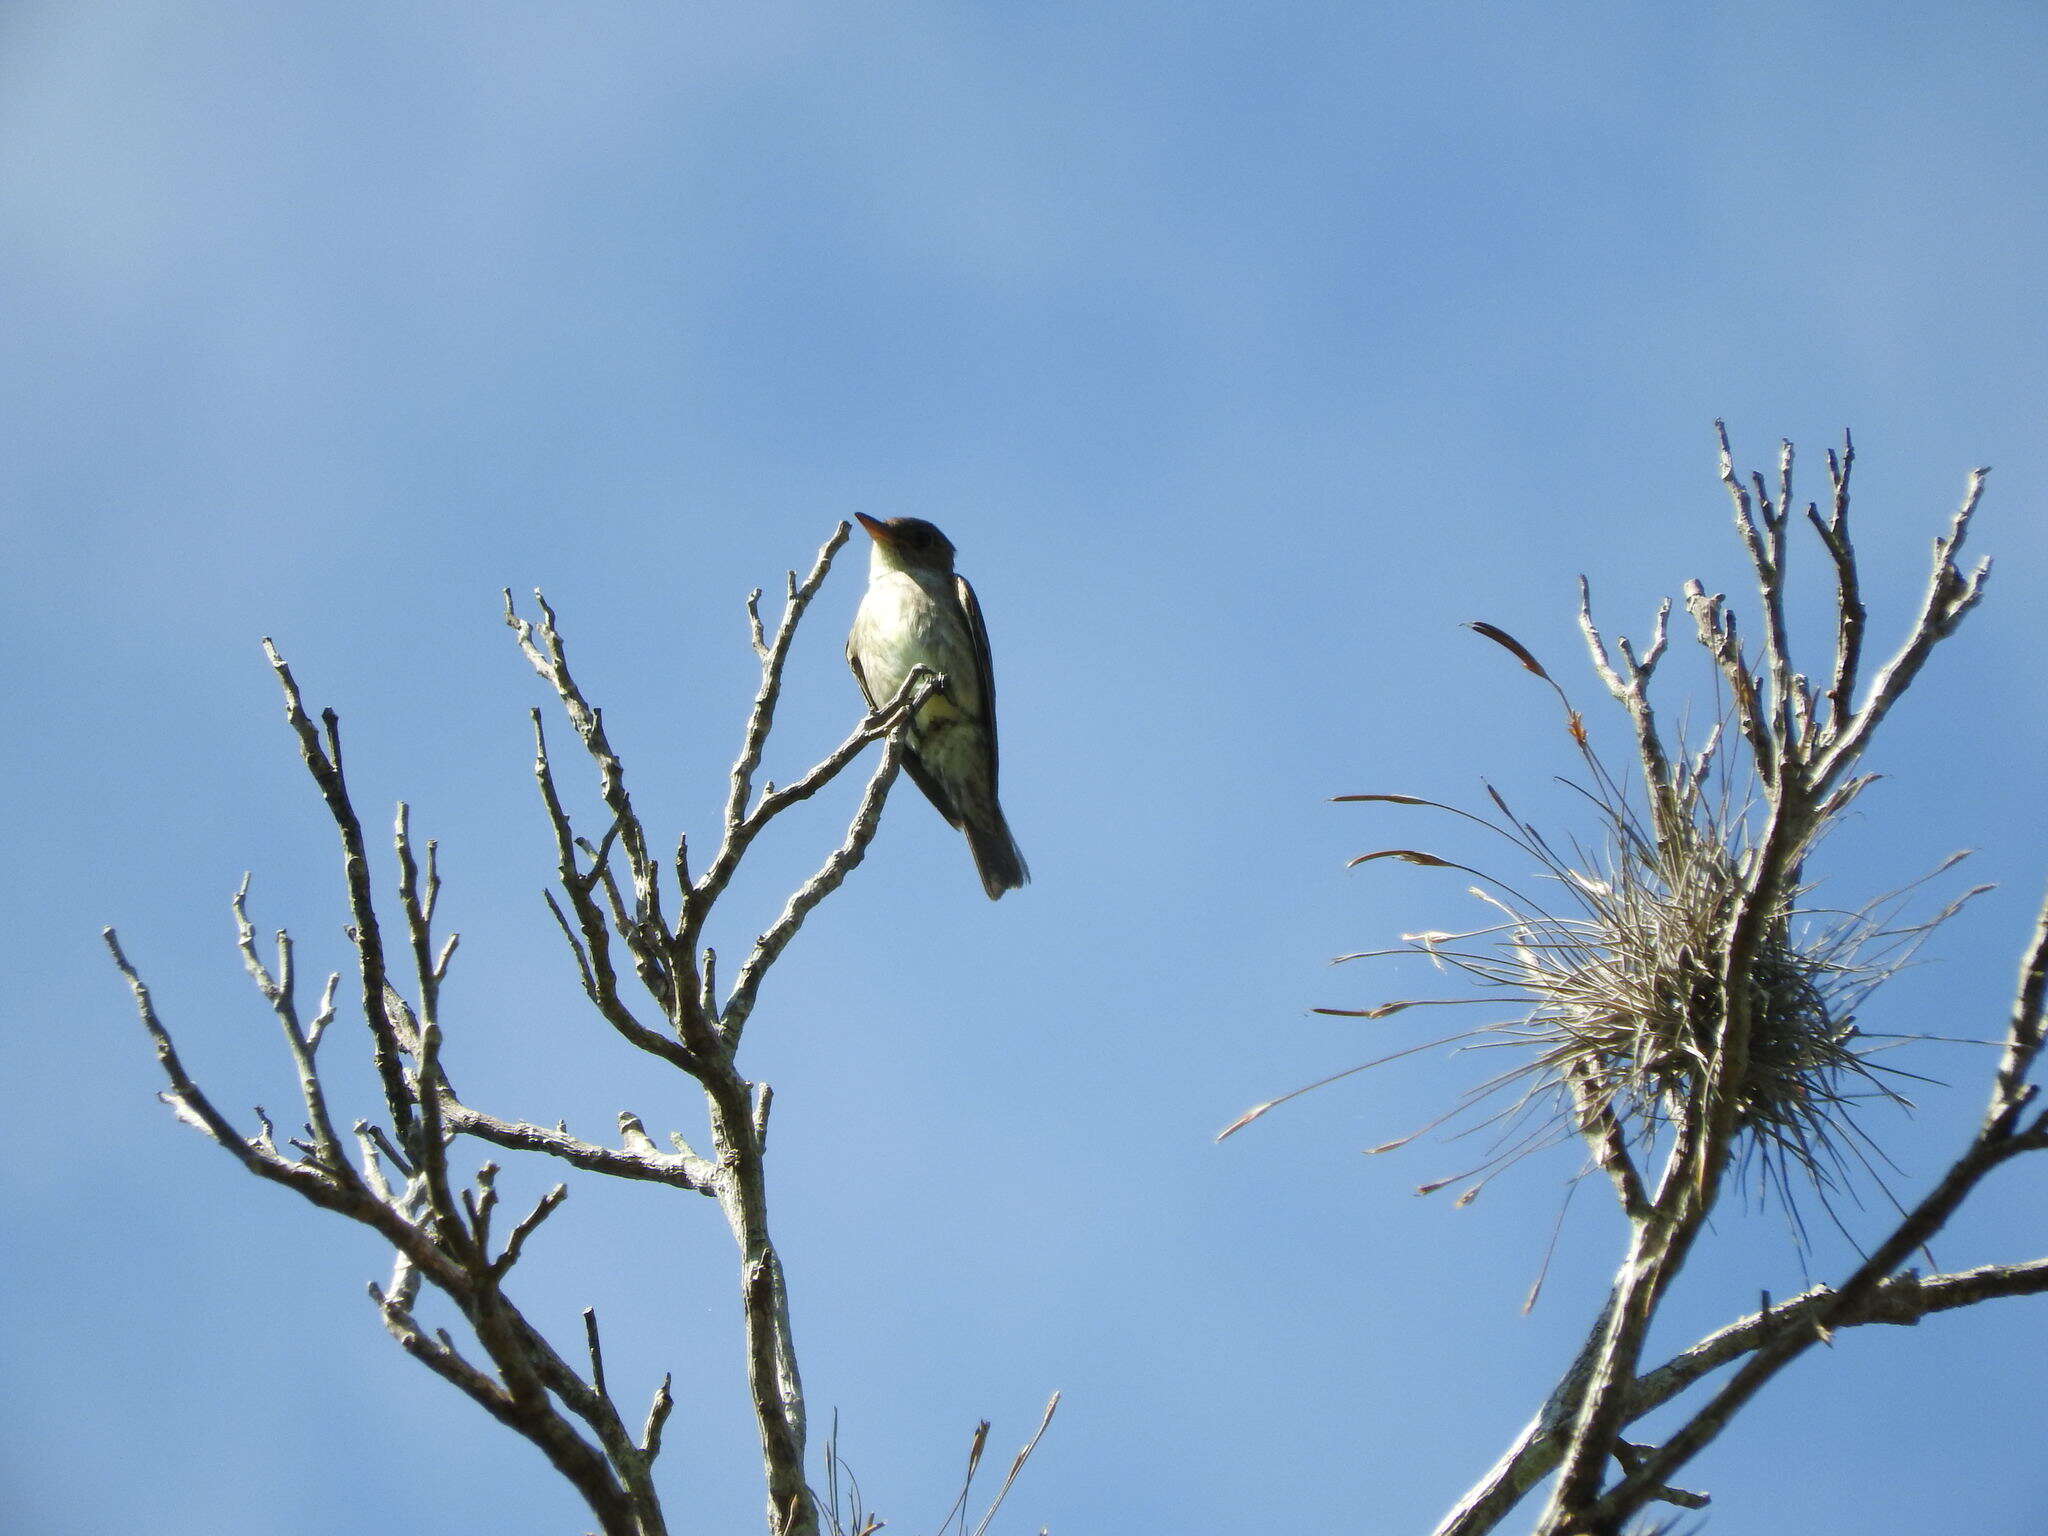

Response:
(954, 573), (999, 796)
(899, 752), (962, 827)
(845, 635), (879, 710)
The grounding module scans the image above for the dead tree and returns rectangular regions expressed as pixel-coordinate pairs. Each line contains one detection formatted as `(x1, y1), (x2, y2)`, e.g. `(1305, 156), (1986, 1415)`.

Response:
(106, 526), (953, 1536)
(1235, 427), (2048, 1533)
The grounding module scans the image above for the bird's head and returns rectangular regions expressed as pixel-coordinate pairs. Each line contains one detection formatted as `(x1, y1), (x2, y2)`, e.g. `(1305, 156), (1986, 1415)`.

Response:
(855, 514), (957, 575)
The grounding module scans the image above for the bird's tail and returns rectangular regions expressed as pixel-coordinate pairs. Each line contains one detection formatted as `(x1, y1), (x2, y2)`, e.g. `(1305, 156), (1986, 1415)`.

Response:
(963, 804), (1029, 900)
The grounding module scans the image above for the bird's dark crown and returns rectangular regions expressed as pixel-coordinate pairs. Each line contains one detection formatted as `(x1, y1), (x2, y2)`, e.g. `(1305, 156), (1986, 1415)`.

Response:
(858, 514), (957, 570)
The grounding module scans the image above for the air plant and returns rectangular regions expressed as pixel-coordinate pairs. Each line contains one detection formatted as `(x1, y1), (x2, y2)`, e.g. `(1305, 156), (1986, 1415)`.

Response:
(1319, 676), (1982, 1221)
(1230, 427), (2048, 1536)
(1227, 427), (1991, 1243)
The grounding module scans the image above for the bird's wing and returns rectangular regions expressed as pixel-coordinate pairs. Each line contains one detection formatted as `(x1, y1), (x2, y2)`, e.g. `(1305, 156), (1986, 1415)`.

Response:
(954, 573), (1000, 795)
(900, 747), (962, 827)
(846, 632), (879, 710)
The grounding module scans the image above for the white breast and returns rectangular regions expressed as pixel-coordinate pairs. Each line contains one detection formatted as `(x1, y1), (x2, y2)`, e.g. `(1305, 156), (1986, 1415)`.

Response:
(852, 568), (979, 710)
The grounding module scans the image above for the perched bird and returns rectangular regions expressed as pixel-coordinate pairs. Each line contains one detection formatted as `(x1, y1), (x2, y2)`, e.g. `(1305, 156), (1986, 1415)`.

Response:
(847, 514), (1028, 900)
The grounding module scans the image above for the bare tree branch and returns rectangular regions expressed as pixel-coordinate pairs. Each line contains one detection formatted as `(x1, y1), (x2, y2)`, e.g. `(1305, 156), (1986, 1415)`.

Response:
(261, 641), (417, 1149)
(1806, 431), (1865, 738)
(1436, 1252), (2048, 1536)
(723, 729), (914, 1045)
(112, 525), (988, 1536)
(437, 1097), (719, 1190)
(1811, 465), (1990, 789)
(714, 530), (852, 899)
(1366, 432), (2048, 1536)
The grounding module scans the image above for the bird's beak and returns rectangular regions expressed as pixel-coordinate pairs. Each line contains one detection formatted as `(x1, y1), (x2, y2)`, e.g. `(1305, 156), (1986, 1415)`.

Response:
(854, 513), (893, 543)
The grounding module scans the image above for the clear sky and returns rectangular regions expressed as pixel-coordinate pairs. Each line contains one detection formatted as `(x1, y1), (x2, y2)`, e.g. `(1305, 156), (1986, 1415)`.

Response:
(6, 4), (2047, 1533)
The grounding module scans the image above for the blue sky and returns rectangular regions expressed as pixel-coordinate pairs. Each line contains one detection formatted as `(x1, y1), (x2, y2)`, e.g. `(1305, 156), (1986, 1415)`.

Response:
(6, 3), (2047, 1532)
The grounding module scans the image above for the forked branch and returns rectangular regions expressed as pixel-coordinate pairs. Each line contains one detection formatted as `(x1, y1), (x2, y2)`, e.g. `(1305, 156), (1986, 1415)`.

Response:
(1305, 433), (2040, 1536)
(112, 526), (956, 1536)
(1540, 434), (2015, 1536)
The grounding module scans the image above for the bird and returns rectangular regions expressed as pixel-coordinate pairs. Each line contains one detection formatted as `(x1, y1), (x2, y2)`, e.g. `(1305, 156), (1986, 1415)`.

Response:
(846, 514), (1028, 900)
